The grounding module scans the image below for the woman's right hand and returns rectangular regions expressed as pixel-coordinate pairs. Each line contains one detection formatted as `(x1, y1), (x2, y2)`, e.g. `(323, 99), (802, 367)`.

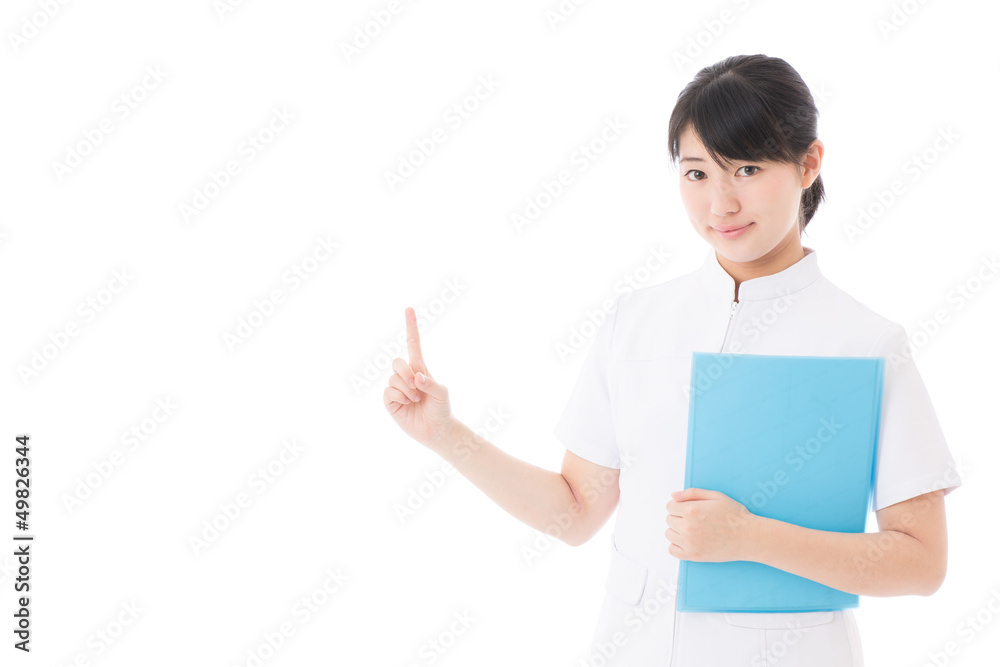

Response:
(383, 307), (455, 450)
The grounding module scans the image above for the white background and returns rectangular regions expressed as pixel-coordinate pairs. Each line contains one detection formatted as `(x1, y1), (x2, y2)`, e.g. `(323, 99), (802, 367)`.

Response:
(1, 0), (997, 665)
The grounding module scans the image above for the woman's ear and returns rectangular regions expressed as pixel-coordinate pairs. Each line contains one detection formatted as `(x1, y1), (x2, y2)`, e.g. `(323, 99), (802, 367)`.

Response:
(800, 139), (824, 188)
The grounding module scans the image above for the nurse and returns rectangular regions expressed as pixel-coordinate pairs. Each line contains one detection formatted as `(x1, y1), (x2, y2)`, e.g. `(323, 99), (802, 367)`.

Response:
(383, 54), (962, 666)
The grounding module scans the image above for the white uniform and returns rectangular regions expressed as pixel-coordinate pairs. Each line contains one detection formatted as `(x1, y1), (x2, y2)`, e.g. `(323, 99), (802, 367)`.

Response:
(553, 246), (963, 666)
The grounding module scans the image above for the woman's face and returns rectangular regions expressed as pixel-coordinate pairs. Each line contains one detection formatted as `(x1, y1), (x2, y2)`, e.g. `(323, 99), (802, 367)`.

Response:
(677, 125), (822, 266)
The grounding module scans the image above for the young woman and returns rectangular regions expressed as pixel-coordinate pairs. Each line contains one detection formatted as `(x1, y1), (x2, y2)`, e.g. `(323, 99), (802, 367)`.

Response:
(383, 54), (962, 666)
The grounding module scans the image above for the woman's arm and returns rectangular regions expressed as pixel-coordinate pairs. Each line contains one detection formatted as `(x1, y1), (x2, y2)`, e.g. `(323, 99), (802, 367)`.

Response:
(666, 487), (947, 596)
(433, 419), (621, 547)
(747, 488), (947, 597)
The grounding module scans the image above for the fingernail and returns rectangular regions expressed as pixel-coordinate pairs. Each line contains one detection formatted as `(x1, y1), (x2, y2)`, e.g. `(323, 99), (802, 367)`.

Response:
(408, 377), (416, 388)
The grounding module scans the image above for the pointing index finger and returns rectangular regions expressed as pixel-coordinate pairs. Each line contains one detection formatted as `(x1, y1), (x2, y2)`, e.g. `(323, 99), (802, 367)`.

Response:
(405, 307), (424, 368)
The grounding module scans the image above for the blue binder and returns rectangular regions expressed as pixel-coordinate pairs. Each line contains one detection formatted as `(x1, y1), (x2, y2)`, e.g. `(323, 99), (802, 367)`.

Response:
(676, 352), (885, 613)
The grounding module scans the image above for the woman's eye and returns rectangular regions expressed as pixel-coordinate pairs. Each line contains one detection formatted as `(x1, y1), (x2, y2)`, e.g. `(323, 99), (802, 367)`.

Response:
(684, 166), (757, 181)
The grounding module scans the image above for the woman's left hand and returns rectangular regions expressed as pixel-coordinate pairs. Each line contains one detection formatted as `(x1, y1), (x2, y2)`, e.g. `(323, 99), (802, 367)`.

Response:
(665, 488), (758, 562)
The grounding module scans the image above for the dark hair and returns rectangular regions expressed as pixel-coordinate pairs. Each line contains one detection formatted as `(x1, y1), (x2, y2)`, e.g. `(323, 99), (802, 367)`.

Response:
(667, 54), (825, 233)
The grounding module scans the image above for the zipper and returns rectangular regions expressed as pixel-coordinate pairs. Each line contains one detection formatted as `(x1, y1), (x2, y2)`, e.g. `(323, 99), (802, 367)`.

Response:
(719, 299), (740, 353)
(669, 303), (739, 664)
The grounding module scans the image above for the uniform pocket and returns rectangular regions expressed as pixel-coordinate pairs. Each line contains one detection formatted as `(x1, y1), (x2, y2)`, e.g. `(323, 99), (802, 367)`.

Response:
(723, 610), (834, 629)
(605, 534), (648, 606)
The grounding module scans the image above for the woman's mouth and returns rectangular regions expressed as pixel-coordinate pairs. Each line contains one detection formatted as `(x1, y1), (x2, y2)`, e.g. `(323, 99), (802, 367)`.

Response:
(712, 222), (753, 239)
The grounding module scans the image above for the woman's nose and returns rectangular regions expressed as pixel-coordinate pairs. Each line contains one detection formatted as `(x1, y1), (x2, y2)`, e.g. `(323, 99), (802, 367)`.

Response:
(710, 185), (740, 217)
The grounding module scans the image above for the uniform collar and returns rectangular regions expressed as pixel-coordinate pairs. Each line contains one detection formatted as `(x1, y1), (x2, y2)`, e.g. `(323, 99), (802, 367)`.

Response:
(700, 245), (821, 301)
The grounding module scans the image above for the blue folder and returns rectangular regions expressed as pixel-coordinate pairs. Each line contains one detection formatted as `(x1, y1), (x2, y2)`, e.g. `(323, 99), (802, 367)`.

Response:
(676, 352), (885, 613)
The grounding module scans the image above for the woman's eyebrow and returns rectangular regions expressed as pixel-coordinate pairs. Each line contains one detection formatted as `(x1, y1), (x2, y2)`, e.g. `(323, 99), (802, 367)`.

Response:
(679, 156), (745, 168)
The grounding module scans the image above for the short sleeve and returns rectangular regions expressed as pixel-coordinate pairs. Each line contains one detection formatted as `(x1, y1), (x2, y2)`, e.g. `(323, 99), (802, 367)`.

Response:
(869, 322), (963, 511)
(552, 297), (621, 469)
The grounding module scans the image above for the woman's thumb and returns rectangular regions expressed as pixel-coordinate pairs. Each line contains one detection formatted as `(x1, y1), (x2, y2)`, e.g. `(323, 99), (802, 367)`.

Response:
(415, 372), (442, 397)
